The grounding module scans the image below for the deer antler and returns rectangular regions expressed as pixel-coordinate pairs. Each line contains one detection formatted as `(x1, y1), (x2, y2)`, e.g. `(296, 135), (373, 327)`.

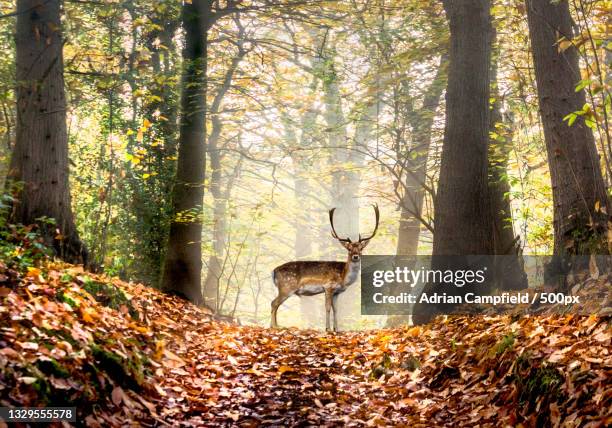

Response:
(329, 208), (352, 243)
(358, 204), (380, 243)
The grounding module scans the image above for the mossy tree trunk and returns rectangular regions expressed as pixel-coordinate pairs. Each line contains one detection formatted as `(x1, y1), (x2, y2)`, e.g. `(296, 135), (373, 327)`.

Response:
(160, 0), (212, 304)
(8, 0), (87, 264)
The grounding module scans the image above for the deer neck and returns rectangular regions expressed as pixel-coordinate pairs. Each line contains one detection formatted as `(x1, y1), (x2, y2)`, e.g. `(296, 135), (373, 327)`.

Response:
(342, 255), (360, 287)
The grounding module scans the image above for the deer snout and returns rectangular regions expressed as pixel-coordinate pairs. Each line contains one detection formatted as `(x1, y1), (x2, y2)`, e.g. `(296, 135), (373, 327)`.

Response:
(351, 254), (360, 262)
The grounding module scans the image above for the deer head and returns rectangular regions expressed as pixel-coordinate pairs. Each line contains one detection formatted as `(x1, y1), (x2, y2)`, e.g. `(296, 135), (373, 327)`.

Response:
(329, 204), (380, 263)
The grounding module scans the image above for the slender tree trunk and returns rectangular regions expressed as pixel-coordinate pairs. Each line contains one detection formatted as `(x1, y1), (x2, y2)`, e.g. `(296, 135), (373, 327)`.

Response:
(525, 0), (609, 259)
(133, 16), (179, 284)
(288, 119), (319, 327)
(323, 52), (357, 242)
(7, 0), (87, 264)
(412, 0), (493, 325)
(160, 0), (211, 304)
(202, 36), (246, 310)
(280, 76), (321, 327)
(322, 42), (374, 330)
(488, 101), (528, 290)
(488, 29), (527, 291)
(396, 57), (447, 256)
(202, 137), (226, 311)
(322, 49), (353, 329)
(386, 57), (446, 328)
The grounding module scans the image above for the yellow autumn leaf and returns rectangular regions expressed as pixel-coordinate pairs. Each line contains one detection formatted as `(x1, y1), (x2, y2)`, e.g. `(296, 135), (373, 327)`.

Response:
(406, 326), (422, 338)
(128, 322), (150, 334)
(154, 340), (165, 360)
(81, 307), (99, 324)
(278, 365), (295, 374)
(26, 267), (41, 278)
(558, 39), (572, 52)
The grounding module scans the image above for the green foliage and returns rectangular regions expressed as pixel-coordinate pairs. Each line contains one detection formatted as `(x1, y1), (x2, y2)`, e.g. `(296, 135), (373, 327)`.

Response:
(495, 332), (515, 354)
(79, 275), (138, 319)
(563, 103), (596, 129)
(36, 358), (71, 379)
(91, 343), (146, 390)
(513, 353), (565, 412)
(0, 192), (52, 271)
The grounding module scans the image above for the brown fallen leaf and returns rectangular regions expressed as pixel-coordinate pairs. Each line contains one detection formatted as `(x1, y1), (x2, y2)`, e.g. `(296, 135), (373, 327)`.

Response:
(112, 386), (124, 406)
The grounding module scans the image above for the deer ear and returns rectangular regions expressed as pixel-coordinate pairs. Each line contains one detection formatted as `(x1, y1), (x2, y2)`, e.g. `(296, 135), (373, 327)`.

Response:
(360, 240), (370, 250)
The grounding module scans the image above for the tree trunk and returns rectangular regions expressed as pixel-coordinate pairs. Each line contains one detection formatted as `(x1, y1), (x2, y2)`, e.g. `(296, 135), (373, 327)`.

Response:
(7, 0), (87, 264)
(323, 51), (357, 242)
(202, 139), (226, 311)
(160, 0), (211, 304)
(202, 36), (247, 311)
(488, 29), (527, 291)
(132, 15), (179, 284)
(396, 57), (447, 256)
(525, 0), (609, 259)
(412, 0), (493, 325)
(387, 57), (446, 328)
(279, 62), (323, 326)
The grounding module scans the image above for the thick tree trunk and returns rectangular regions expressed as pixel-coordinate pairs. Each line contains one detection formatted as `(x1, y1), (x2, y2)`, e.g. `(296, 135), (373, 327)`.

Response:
(160, 0), (211, 304)
(7, 0), (87, 264)
(412, 0), (493, 325)
(525, 0), (609, 258)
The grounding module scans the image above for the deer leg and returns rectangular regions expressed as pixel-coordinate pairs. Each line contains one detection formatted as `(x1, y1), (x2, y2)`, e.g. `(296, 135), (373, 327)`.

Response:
(325, 290), (333, 332)
(331, 292), (339, 332)
(270, 294), (288, 328)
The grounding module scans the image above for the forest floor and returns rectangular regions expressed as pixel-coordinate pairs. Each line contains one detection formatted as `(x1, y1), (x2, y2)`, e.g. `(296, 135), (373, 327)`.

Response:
(0, 260), (610, 427)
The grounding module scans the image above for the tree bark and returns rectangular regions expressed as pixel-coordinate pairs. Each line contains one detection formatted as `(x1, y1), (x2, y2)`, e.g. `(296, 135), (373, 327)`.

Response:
(160, 0), (212, 304)
(7, 0), (87, 264)
(412, 0), (493, 325)
(525, 0), (609, 258)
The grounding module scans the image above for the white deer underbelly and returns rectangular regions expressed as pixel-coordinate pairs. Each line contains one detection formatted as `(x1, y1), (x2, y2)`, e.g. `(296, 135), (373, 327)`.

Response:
(295, 284), (327, 296)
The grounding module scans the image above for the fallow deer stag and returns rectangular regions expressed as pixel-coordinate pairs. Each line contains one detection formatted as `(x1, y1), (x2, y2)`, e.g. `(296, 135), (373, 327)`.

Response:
(271, 204), (380, 332)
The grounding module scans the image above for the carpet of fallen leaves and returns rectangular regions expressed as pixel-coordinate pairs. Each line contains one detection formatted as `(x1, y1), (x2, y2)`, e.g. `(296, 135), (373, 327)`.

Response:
(0, 260), (610, 427)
